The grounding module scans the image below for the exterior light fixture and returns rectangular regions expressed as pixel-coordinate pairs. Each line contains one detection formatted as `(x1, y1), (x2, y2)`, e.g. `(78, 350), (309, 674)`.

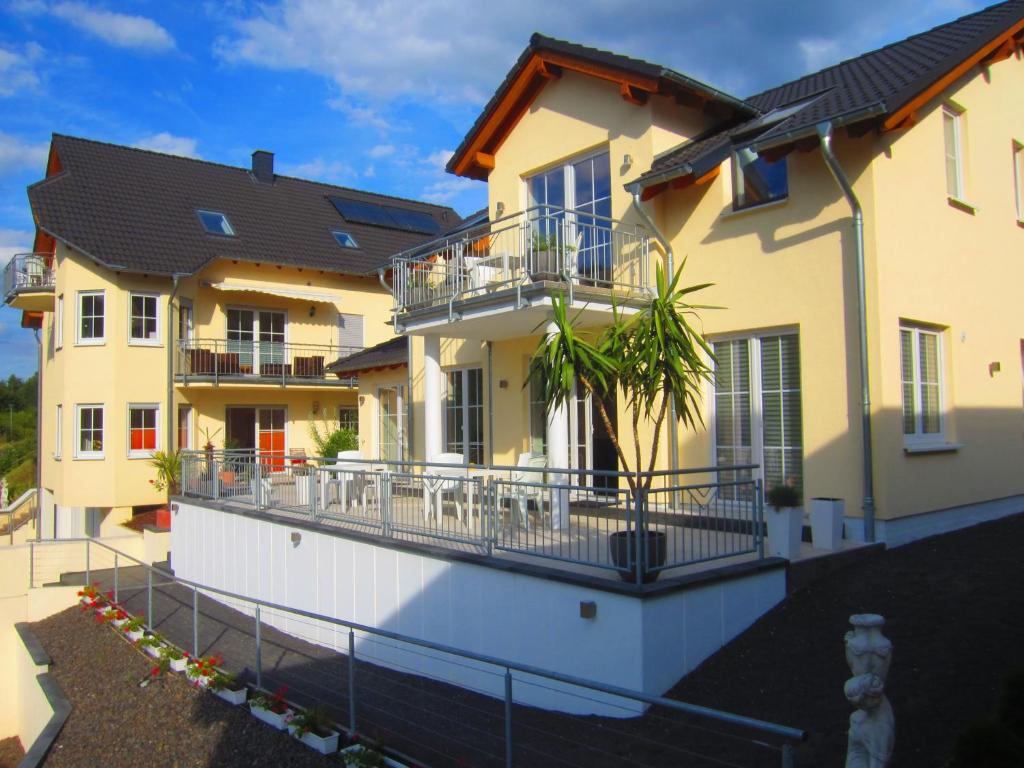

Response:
(309, 306), (316, 317)
(290, 531), (301, 546)
(622, 154), (634, 170)
(496, 201), (505, 218)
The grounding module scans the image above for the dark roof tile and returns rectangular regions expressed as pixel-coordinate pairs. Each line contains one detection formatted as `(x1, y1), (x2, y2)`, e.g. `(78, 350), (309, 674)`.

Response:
(326, 336), (407, 375)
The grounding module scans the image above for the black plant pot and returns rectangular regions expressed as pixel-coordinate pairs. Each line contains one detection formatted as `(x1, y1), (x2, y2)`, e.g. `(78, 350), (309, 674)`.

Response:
(609, 530), (667, 583)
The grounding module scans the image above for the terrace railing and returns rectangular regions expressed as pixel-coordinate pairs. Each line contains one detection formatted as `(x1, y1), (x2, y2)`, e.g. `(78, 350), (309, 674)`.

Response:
(391, 206), (651, 318)
(175, 339), (362, 386)
(180, 450), (765, 583)
(3, 253), (55, 302)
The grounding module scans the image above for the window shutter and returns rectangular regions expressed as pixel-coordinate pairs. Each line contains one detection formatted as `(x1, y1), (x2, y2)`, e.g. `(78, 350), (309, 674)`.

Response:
(338, 313), (364, 350)
(760, 334), (802, 493)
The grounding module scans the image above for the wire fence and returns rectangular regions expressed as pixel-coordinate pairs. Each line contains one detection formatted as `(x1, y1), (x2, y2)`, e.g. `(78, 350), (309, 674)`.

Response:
(33, 537), (804, 767)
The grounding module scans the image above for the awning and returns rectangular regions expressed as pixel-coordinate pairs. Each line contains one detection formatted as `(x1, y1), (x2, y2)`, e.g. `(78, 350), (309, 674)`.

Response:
(205, 279), (343, 307)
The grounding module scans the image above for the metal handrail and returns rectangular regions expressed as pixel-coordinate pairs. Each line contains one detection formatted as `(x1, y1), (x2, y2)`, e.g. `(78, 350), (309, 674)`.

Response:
(2, 487), (37, 545)
(34, 535), (806, 755)
(175, 338), (362, 385)
(3, 252), (55, 299)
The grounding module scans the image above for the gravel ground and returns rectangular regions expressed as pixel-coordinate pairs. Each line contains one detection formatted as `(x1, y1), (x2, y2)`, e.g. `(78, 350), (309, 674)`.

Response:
(0, 737), (24, 768)
(31, 608), (345, 768)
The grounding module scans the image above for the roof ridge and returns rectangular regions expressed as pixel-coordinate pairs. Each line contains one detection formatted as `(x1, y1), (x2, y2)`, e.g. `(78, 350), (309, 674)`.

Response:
(51, 133), (460, 214)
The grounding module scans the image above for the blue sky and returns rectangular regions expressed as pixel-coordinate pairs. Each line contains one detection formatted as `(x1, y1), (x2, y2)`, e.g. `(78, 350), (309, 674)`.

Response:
(0, 0), (988, 377)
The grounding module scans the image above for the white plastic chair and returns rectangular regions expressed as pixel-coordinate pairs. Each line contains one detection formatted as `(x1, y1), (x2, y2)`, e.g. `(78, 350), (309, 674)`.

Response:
(498, 453), (547, 529)
(464, 255), (501, 291)
(329, 450), (370, 513)
(422, 452), (466, 524)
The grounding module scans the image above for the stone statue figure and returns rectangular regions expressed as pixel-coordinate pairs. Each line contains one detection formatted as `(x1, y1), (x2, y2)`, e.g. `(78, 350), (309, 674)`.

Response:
(844, 614), (894, 768)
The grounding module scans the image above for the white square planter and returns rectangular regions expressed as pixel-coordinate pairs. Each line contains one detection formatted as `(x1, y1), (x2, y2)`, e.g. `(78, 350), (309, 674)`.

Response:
(143, 644), (162, 659)
(214, 686), (248, 705)
(288, 726), (340, 755)
(765, 506), (803, 560)
(187, 668), (211, 688)
(810, 497), (845, 551)
(168, 657), (188, 673)
(340, 745), (406, 767)
(125, 629), (144, 643)
(250, 704), (293, 731)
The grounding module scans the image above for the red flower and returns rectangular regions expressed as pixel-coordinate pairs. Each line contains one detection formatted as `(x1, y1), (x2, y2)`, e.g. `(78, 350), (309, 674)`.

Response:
(150, 667), (160, 677)
(105, 590), (114, 600)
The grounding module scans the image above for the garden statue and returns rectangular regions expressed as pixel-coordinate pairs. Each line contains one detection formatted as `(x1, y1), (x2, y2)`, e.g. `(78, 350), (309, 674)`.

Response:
(844, 614), (894, 767)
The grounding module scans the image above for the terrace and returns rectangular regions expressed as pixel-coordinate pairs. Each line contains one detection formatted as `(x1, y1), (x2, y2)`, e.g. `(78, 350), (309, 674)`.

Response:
(390, 206), (653, 339)
(179, 450), (768, 584)
(174, 340), (361, 387)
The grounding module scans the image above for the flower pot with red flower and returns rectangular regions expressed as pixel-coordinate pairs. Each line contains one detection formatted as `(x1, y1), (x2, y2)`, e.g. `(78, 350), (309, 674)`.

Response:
(186, 652), (223, 688)
(209, 670), (247, 705)
(160, 645), (188, 673)
(250, 687), (294, 730)
(149, 450), (181, 529)
(288, 706), (340, 755)
(122, 615), (146, 643)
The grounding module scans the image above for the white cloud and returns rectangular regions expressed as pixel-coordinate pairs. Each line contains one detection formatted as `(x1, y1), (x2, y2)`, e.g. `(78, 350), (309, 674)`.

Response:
(797, 38), (843, 73)
(0, 132), (49, 177)
(424, 149), (454, 170)
(367, 144), (395, 159)
(279, 157), (355, 184)
(0, 43), (43, 97)
(326, 98), (393, 132)
(133, 132), (201, 158)
(51, 3), (176, 52)
(0, 229), (35, 269)
(420, 175), (478, 204)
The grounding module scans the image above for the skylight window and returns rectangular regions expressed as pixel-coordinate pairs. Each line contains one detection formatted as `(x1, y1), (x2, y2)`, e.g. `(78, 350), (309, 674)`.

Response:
(332, 230), (359, 249)
(196, 209), (236, 236)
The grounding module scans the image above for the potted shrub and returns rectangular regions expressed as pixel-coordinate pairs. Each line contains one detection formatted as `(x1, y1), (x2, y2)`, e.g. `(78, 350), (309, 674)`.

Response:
(186, 652), (222, 688)
(810, 497), (845, 551)
(136, 632), (164, 659)
(209, 670), (248, 705)
(250, 686), (294, 730)
(76, 582), (104, 608)
(765, 483), (803, 560)
(149, 450), (181, 529)
(288, 706), (341, 755)
(159, 645), (188, 673)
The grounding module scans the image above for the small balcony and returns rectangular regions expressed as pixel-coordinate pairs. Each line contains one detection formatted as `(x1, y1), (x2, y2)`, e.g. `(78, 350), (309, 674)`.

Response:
(3, 253), (55, 311)
(174, 339), (362, 387)
(391, 207), (652, 339)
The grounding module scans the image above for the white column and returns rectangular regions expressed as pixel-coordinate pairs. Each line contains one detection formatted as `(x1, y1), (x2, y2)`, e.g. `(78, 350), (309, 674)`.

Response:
(423, 334), (444, 461)
(545, 321), (571, 530)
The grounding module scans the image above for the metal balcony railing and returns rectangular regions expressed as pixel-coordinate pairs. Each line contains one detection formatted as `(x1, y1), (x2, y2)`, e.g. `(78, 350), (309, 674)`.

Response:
(175, 339), (362, 386)
(3, 253), (55, 301)
(391, 206), (651, 316)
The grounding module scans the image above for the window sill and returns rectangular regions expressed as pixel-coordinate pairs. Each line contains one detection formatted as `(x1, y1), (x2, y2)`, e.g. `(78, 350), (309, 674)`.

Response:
(73, 454), (105, 461)
(75, 340), (105, 347)
(903, 442), (963, 455)
(947, 197), (977, 215)
(128, 340), (162, 347)
(128, 452), (157, 460)
(720, 196), (788, 220)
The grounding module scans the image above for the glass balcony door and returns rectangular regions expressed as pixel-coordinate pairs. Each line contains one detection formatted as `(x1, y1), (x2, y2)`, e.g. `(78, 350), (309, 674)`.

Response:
(226, 308), (285, 374)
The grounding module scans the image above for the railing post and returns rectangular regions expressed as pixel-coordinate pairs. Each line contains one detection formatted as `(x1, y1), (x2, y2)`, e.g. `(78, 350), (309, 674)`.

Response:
(114, 553), (119, 602)
(192, 585), (199, 655)
(634, 486), (645, 586)
(254, 603), (263, 690)
(28, 540), (33, 589)
(308, 467), (316, 521)
(781, 742), (795, 768)
(147, 568), (153, 630)
(348, 628), (357, 734)
(486, 478), (494, 556)
(253, 455), (262, 509)
(84, 538), (90, 586)
(381, 472), (391, 538)
(213, 458), (220, 500)
(755, 478), (765, 559)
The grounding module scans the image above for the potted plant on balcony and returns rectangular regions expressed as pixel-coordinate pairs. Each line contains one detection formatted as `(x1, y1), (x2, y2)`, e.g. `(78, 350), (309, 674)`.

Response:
(149, 450), (181, 529)
(529, 262), (715, 583)
(209, 669), (248, 705)
(159, 645), (189, 673)
(288, 706), (341, 755)
(121, 614), (147, 643)
(530, 232), (576, 282)
(765, 483), (803, 560)
(250, 686), (294, 730)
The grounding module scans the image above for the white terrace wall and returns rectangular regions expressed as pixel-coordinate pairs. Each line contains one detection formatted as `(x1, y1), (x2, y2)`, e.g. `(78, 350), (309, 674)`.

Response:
(171, 500), (785, 716)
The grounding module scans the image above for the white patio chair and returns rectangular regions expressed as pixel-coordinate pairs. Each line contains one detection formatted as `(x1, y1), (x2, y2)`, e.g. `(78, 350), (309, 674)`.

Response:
(422, 452), (466, 524)
(328, 450), (370, 513)
(497, 453), (547, 529)
(463, 255), (502, 291)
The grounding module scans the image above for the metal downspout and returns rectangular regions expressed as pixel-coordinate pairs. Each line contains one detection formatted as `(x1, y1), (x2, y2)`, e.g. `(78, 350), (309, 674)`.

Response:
(34, 328), (42, 540)
(167, 275), (184, 455)
(816, 122), (876, 542)
(629, 186), (680, 486)
(486, 341), (494, 466)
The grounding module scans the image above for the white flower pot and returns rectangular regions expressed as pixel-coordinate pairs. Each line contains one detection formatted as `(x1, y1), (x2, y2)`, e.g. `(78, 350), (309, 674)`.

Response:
(169, 657), (187, 673)
(297, 729), (339, 755)
(765, 506), (803, 560)
(250, 704), (293, 730)
(111, 617), (128, 629)
(810, 497), (845, 551)
(125, 629), (144, 643)
(340, 745), (407, 767)
(187, 668), (211, 688)
(143, 644), (162, 659)
(214, 686), (248, 705)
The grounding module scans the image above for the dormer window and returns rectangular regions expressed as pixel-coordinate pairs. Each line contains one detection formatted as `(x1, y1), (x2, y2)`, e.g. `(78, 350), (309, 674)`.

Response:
(732, 148), (788, 210)
(332, 230), (359, 249)
(196, 209), (235, 236)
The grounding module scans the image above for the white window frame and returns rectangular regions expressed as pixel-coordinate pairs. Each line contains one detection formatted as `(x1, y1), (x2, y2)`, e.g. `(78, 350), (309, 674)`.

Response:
(943, 104), (965, 201)
(177, 404), (193, 451)
(1013, 140), (1024, 223)
(76, 290), (105, 345)
(178, 298), (194, 344)
(709, 330), (803, 494)
(444, 367), (484, 464)
(900, 323), (946, 446)
(127, 403), (160, 459)
(75, 404), (105, 460)
(376, 386), (406, 461)
(128, 291), (160, 346)
(54, 404), (62, 459)
(731, 148), (789, 211)
(55, 294), (63, 350)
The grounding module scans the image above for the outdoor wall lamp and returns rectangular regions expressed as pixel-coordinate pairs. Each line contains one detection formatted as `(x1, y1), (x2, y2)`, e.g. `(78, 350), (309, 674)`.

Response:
(579, 601), (597, 619)
(290, 531), (302, 547)
(622, 153), (634, 170)
(498, 379), (508, 389)
(309, 306), (316, 317)
(989, 361), (1001, 377)
(496, 201), (505, 218)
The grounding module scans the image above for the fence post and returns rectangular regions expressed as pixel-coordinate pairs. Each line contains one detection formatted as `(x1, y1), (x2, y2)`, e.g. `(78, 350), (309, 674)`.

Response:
(309, 467), (316, 521)
(348, 628), (357, 735)
(147, 568), (153, 630)
(84, 539), (90, 586)
(486, 478), (494, 556)
(192, 585), (199, 655)
(213, 458), (220, 501)
(254, 604), (263, 690)
(28, 540), (33, 589)
(504, 667), (514, 768)
(781, 742), (795, 768)
(114, 553), (119, 603)
(253, 456), (262, 509)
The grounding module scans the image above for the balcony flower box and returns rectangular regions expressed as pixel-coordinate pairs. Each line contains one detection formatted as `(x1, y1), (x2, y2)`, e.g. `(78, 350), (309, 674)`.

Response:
(170, 657), (188, 673)
(125, 628), (144, 643)
(214, 685), (248, 706)
(250, 703), (293, 731)
(287, 724), (340, 755)
(340, 745), (407, 767)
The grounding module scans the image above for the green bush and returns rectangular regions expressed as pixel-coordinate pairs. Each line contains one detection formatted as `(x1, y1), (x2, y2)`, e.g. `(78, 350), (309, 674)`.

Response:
(766, 483), (801, 509)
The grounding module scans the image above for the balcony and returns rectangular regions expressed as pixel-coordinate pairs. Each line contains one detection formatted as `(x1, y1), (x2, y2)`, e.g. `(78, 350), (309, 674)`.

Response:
(391, 207), (652, 339)
(174, 339), (361, 387)
(3, 253), (55, 311)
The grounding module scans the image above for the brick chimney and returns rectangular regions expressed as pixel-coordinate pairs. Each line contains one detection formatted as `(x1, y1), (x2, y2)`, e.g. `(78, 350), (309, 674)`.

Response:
(252, 150), (274, 183)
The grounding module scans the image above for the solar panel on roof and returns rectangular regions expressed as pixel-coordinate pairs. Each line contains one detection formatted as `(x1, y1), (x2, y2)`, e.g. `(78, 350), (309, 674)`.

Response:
(329, 197), (395, 227)
(330, 196), (442, 235)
